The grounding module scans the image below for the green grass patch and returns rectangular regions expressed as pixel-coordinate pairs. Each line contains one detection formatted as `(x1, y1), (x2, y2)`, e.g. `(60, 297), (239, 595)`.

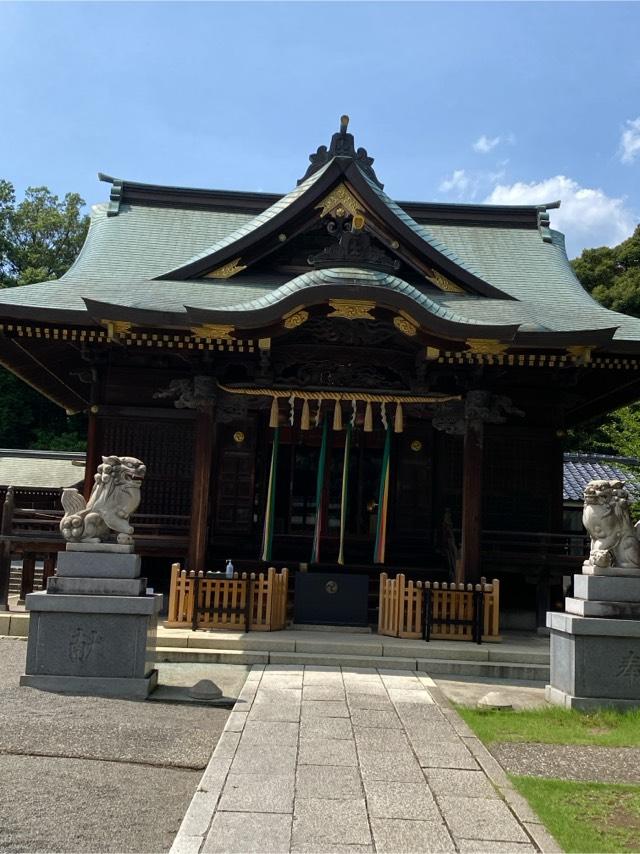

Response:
(457, 704), (640, 747)
(511, 776), (640, 853)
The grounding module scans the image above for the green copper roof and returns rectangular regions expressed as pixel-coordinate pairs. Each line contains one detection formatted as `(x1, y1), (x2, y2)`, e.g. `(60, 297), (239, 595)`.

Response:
(1, 171), (640, 344)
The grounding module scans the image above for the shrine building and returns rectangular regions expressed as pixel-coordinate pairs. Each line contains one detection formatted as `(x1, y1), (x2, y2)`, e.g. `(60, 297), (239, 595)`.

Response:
(2, 116), (640, 625)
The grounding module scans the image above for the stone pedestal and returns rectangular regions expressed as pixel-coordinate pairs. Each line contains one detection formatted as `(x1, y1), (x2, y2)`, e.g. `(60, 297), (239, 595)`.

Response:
(20, 550), (161, 699)
(547, 568), (640, 711)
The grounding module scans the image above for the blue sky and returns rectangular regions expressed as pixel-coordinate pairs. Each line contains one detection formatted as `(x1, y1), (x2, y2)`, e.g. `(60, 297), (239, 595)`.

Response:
(1, 1), (638, 257)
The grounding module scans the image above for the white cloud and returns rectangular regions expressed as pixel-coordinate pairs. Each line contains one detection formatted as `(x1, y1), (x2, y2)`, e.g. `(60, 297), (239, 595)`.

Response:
(620, 117), (640, 164)
(438, 169), (470, 195)
(473, 135), (501, 154)
(484, 175), (636, 255)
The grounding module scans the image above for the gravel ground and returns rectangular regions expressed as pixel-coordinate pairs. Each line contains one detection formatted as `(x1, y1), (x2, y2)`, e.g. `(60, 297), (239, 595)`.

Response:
(0, 637), (237, 852)
(492, 741), (640, 783)
(0, 755), (199, 853)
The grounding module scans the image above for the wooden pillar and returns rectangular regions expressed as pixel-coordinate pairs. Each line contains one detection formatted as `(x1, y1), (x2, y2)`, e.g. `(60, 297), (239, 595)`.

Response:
(460, 415), (483, 584)
(84, 410), (100, 501)
(188, 407), (214, 572)
(0, 487), (14, 611)
(19, 553), (36, 603)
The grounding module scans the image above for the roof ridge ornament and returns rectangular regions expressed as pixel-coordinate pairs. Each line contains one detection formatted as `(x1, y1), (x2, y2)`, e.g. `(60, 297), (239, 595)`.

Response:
(298, 115), (383, 189)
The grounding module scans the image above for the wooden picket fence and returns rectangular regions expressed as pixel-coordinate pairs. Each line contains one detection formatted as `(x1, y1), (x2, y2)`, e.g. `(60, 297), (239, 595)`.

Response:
(166, 564), (289, 631)
(378, 573), (500, 642)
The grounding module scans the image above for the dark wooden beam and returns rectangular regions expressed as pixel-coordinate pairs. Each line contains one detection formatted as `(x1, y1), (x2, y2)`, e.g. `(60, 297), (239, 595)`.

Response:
(187, 407), (215, 571)
(84, 411), (100, 501)
(460, 417), (483, 584)
(0, 487), (14, 611)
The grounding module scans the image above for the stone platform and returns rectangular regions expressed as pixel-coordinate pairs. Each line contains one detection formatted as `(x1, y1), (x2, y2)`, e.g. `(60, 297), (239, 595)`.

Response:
(21, 550), (161, 699)
(548, 566), (640, 711)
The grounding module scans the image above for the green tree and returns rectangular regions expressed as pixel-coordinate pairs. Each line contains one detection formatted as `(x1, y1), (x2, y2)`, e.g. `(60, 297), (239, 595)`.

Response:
(0, 180), (89, 449)
(572, 225), (640, 316)
(568, 225), (640, 457)
(0, 180), (89, 287)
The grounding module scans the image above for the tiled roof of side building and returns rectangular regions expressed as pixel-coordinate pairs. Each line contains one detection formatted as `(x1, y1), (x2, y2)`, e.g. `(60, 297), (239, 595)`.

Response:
(563, 452), (640, 501)
(0, 449), (85, 489)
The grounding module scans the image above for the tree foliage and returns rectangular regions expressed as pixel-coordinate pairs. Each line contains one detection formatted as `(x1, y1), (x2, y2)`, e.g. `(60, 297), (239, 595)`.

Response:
(569, 224), (640, 458)
(572, 225), (640, 317)
(0, 180), (89, 287)
(0, 180), (89, 449)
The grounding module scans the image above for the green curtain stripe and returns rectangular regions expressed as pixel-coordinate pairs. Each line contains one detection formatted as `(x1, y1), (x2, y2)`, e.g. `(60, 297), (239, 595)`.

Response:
(311, 417), (329, 563)
(374, 426), (392, 563)
(338, 422), (352, 566)
(261, 426), (279, 562)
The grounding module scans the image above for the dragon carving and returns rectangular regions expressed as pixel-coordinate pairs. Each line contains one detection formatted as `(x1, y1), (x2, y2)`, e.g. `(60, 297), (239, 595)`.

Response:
(60, 456), (146, 545)
(582, 479), (640, 569)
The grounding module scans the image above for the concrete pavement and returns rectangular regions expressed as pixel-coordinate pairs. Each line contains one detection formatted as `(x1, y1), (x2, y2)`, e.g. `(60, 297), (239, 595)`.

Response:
(171, 665), (561, 854)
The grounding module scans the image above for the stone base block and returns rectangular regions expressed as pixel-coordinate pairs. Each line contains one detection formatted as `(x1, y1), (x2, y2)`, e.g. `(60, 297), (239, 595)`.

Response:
(66, 542), (134, 553)
(56, 551), (141, 579)
(23, 591), (161, 698)
(547, 609), (640, 709)
(47, 576), (147, 596)
(574, 573), (640, 602)
(565, 597), (640, 619)
(582, 564), (640, 578)
(20, 669), (158, 700)
(545, 683), (640, 712)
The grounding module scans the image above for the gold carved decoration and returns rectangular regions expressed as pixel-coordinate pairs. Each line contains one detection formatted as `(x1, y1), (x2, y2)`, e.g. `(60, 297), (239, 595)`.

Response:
(205, 257), (247, 279)
(258, 338), (271, 350)
(465, 338), (508, 356)
(315, 184), (363, 219)
(283, 309), (309, 329)
(233, 431), (245, 444)
(426, 346), (440, 360)
(427, 268), (464, 294)
(191, 324), (235, 340)
(567, 345), (593, 363)
(327, 300), (376, 321)
(393, 314), (418, 337)
(101, 320), (132, 341)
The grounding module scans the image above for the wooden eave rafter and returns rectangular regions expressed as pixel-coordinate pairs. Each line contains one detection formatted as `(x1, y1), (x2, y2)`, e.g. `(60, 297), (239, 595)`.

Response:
(0, 335), (89, 413)
(155, 160), (510, 300)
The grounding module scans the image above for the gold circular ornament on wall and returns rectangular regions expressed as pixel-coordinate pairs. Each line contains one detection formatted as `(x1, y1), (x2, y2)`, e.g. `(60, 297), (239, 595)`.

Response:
(233, 431), (245, 444)
(410, 439), (422, 452)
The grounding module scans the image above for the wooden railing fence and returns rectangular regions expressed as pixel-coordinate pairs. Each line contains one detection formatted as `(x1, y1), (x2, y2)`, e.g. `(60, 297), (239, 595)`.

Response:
(166, 563), (289, 632)
(378, 573), (500, 642)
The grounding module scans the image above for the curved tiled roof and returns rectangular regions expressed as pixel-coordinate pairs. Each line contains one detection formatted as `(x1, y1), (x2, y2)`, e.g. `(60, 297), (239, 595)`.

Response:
(1, 157), (640, 344)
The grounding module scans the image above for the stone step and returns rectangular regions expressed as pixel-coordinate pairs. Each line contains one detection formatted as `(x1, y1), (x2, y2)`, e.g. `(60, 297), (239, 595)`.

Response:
(154, 645), (549, 681)
(155, 628), (549, 665)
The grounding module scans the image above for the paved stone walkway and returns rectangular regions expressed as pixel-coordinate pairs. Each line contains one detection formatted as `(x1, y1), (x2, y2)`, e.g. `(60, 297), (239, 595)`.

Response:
(171, 665), (560, 854)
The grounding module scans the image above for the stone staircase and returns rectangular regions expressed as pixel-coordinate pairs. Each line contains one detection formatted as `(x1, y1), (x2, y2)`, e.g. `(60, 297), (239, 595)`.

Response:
(155, 626), (550, 682)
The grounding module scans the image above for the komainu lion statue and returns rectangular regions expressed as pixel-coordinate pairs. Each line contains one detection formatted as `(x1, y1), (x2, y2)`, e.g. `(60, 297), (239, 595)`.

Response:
(583, 479), (640, 569)
(60, 456), (146, 545)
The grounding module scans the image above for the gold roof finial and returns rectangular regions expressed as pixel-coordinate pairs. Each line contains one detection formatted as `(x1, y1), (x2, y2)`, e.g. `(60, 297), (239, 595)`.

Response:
(340, 114), (350, 132)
